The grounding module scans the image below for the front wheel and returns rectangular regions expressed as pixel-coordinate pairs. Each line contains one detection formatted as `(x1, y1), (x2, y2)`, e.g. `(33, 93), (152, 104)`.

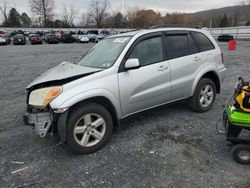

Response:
(66, 103), (113, 154)
(189, 78), (216, 112)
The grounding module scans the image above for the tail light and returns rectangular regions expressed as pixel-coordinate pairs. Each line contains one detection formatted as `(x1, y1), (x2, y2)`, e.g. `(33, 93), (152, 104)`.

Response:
(221, 52), (224, 64)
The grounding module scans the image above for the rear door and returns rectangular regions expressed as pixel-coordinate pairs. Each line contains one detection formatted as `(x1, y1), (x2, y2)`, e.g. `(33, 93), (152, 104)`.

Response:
(164, 31), (201, 100)
(191, 31), (216, 67)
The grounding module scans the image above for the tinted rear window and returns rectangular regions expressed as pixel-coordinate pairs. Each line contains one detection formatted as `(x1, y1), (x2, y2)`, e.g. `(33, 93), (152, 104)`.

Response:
(191, 32), (215, 52)
(188, 34), (199, 54)
(165, 35), (190, 59)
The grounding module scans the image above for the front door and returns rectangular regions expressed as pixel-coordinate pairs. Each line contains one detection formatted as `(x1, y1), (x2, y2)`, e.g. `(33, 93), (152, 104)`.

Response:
(118, 34), (171, 117)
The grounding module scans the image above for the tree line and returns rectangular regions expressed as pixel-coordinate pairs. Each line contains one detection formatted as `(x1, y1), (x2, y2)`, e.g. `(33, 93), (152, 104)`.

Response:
(0, 0), (250, 28)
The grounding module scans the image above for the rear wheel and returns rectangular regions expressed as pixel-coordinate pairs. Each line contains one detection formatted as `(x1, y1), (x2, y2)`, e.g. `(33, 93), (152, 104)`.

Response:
(66, 103), (113, 154)
(232, 144), (250, 164)
(189, 78), (216, 112)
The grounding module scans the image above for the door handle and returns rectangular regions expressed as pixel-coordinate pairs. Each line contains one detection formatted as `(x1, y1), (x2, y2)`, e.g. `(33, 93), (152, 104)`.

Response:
(194, 56), (201, 62)
(158, 65), (168, 71)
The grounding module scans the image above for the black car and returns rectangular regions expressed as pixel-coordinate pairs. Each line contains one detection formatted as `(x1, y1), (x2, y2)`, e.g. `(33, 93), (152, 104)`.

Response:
(218, 34), (234, 42)
(10, 30), (24, 37)
(13, 34), (26, 45)
(45, 34), (60, 44)
(61, 33), (75, 43)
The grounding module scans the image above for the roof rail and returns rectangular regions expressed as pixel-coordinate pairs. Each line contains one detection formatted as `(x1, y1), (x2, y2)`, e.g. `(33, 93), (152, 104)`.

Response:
(148, 25), (203, 29)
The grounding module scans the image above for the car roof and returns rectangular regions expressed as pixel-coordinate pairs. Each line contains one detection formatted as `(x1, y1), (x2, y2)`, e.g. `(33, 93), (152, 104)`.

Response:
(109, 28), (209, 38)
(15, 34), (23, 37)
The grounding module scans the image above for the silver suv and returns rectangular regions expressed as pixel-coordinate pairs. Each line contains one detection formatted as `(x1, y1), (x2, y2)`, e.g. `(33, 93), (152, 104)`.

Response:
(24, 28), (226, 154)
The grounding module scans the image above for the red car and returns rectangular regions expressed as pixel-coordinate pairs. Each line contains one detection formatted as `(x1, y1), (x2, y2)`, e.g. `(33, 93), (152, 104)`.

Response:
(30, 34), (43, 45)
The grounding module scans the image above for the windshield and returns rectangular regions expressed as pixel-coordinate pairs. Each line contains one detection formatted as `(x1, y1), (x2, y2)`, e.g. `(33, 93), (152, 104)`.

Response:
(78, 37), (131, 69)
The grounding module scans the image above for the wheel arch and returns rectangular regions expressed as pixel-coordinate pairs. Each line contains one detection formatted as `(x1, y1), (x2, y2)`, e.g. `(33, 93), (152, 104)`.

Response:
(69, 96), (120, 127)
(201, 71), (220, 94)
(191, 70), (221, 96)
(57, 96), (120, 142)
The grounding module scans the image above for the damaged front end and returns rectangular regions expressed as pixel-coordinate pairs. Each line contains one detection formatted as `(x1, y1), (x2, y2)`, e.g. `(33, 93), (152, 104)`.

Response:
(23, 107), (53, 137)
(23, 104), (69, 139)
(23, 85), (64, 138)
(23, 103), (69, 140)
(23, 62), (102, 139)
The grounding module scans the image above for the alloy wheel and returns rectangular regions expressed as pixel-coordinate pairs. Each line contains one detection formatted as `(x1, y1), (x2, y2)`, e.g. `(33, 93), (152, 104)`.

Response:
(199, 85), (214, 108)
(73, 113), (106, 147)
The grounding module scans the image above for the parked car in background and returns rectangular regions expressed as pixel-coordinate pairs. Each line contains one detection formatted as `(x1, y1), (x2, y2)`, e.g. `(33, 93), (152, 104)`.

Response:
(24, 31), (30, 36)
(72, 34), (80, 41)
(218, 34), (234, 42)
(0, 34), (11, 45)
(0, 31), (6, 35)
(11, 30), (24, 37)
(87, 34), (97, 42)
(87, 30), (98, 42)
(30, 34), (43, 45)
(54, 31), (62, 40)
(29, 33), (36, 41)
(45, 34), (60, 44)
(24, 28), (226, 154)
(95, 34), (106, 43)
(75, 35), (89, 43)
(100, 30), (109, 36)
(13, 34), (26, 45)
(61, 33), (75, 43)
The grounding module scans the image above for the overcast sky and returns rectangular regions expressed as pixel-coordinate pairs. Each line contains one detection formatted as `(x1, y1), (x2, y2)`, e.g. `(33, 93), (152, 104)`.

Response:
(4, 0), (246, 21)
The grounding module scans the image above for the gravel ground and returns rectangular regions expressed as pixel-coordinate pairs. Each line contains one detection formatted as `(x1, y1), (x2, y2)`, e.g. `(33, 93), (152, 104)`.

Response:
(1, 42), (250, 188)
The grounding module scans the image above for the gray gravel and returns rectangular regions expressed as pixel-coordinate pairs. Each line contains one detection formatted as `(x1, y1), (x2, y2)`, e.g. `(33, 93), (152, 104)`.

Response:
(1, 42), (250, 188)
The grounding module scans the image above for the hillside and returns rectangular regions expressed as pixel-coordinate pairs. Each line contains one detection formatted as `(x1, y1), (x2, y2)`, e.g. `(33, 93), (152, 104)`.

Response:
(192, 5), (250, 24)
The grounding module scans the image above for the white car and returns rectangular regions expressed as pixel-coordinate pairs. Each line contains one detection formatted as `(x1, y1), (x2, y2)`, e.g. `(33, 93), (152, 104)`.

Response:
(0, 36), (6, 44)
(0, 34), (11, 45)
(78, 35), (89, 43)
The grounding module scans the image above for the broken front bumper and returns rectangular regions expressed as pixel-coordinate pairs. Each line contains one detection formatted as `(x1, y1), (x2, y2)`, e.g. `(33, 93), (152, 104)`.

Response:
(23, 112), (52, 137)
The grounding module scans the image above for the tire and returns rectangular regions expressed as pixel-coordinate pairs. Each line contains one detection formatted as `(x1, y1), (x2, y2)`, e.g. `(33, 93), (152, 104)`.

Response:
(189, 78), (216, 112)
(66, 103), (113, 154)
(232, 144), (250, 164)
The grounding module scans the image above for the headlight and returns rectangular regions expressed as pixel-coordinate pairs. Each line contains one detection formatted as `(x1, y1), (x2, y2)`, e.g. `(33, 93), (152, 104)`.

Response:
(29, 86), (63, 106)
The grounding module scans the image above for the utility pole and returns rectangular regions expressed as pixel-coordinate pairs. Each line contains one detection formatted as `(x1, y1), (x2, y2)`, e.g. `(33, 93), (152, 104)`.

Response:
(209, 18), (213, 29)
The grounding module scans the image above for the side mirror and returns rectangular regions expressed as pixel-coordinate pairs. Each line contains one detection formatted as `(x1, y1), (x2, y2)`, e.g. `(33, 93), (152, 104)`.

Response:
(124, 58), (140, 70)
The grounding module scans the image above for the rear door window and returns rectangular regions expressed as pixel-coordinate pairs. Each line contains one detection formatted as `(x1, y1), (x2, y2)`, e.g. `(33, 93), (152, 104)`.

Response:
(191, 32), (215, 52)
(165, 35), (191, 60)
(188, 34), (199, 54)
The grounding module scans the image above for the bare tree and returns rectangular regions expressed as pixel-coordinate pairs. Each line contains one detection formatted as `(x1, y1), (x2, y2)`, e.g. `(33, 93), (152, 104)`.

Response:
(62, 5), (77, 27)
(88, 0), (110, 28)
(116, 4), (138, 28)
(0, 0), (9, 25)
(29, 0), (54, 27)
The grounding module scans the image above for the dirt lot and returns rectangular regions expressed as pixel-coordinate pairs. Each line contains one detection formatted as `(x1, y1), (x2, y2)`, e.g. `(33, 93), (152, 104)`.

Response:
(1, 42), (250, 188)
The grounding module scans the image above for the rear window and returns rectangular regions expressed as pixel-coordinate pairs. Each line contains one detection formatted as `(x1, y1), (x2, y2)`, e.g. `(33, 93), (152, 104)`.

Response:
(165, 35), (190, 59)
(191, 32), (215, 52)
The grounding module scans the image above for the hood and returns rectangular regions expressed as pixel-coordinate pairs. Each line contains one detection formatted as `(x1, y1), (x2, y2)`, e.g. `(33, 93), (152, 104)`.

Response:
(26, 62), (101, 89)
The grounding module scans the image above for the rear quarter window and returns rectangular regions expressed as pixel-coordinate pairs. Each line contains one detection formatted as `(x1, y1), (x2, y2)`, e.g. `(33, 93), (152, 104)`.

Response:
(191, 32), (215, 52)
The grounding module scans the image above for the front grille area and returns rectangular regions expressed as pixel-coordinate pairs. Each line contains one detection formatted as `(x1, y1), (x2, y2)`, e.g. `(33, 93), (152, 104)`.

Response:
(27, 105), (50, 113)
